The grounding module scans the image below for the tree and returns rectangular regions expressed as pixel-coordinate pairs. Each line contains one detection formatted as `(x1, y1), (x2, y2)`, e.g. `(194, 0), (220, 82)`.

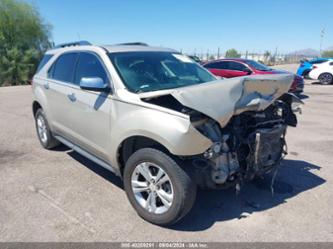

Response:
(322, 50), (333, 58)
(0, 0), (52, 86)
(225, 49), (241, 58)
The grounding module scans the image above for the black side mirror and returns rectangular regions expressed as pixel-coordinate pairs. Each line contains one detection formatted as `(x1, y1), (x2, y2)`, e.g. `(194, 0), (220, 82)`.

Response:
(243, 67), (252, 75)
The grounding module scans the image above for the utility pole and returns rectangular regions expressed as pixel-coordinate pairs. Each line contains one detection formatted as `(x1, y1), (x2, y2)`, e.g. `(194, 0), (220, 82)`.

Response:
(274, 46), (278, 65)
(320, 28), (325, 56)
(217, 47), (220, 59)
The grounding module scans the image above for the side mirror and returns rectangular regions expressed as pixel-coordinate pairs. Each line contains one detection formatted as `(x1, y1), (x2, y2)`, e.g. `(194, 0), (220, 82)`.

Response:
(80, 77), (109, 92)
(243, 67), (252, 75)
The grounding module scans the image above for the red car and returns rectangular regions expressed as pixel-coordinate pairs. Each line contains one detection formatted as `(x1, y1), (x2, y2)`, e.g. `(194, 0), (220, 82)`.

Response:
(203, 59), (304, 93)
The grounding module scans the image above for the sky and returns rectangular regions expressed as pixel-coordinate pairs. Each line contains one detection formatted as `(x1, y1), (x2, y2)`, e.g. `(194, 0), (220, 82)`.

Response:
(29, 0), (333, 54)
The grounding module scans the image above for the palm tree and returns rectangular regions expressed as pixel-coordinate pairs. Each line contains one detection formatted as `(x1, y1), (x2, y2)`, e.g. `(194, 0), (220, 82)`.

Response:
(264, 51), (271, 63)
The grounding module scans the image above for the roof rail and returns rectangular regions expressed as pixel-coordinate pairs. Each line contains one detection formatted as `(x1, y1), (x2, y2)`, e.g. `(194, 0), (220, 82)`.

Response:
(115, 42), (149, 46)
(54, 40), (91, 49)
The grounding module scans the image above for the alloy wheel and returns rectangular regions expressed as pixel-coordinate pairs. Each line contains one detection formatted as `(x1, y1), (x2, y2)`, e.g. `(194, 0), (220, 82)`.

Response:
(36, 114), (48, 144)
(131, 162), (174, 214)
(319, 73), (333, 84)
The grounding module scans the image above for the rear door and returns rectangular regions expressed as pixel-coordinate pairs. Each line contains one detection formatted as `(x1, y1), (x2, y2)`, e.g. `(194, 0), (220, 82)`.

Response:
(46, 52), (79, 140)
(204, 61), (230, 77)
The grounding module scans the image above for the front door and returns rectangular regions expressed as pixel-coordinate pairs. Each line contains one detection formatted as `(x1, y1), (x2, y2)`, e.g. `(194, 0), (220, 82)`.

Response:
(67, 52), (112, 162)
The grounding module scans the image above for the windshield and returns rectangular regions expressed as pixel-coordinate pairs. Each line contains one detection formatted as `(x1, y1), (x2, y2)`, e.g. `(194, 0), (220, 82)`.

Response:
(310, 59), (328, 64)
(245, 60), (272, 71)
(108, 52), (216, 93)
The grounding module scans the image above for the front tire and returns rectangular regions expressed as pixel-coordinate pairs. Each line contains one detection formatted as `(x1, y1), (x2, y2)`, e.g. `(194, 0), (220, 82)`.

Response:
(123, 148), (196, 226)
(35, 108), (60, 149)
(318, 73), (333, 85)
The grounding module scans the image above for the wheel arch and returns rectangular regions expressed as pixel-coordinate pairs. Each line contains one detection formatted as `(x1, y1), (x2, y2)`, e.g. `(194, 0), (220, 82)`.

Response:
(32, 101), (42, 116)
(117, 135), (171, 177)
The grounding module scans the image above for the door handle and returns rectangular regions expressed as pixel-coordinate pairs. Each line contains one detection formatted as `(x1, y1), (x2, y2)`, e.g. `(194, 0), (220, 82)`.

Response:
(44, 83), (50, 90)
(67, 93), (76, 102)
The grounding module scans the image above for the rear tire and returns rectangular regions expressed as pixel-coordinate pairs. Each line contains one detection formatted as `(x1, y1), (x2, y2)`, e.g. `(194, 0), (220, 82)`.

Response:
(34, 108), (60, 149)
(123, 148), (196, 226)
(318, 73), (333, 85)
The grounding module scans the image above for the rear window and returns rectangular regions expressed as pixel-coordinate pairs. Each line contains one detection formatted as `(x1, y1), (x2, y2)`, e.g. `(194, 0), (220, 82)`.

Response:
(36, 54), (53, 73)
(48, 53), (78, 83)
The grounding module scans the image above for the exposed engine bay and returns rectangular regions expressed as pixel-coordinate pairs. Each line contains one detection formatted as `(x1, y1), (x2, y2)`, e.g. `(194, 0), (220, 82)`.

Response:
(187, 94), (301, 189)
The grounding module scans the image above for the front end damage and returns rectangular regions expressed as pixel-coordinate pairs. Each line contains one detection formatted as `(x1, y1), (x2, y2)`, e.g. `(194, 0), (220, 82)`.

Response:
(189, 98), (297, 189)
(142, 74), (303, 190)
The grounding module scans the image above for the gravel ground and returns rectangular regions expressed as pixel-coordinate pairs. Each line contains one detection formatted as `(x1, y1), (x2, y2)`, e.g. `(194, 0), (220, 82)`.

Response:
(0, 64), (332, 242)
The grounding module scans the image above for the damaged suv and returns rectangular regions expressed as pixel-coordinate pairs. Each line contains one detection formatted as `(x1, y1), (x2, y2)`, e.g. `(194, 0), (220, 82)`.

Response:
(32, 41), (302, 225)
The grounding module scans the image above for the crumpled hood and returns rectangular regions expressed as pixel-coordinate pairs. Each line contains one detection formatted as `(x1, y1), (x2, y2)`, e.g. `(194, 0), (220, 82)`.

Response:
(170, 74), (294, 127)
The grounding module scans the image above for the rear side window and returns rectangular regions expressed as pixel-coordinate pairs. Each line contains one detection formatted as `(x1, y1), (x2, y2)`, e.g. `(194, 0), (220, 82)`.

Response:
(204, 61), (228, 69)
(48, 53), (78, 83)
(74, 52), (108, 85)
(36, 54), (53, 73)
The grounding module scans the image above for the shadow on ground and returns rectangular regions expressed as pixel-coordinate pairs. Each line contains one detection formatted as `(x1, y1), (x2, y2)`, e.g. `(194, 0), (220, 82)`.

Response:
(310, 81), (332, 85)
(296, 93), (309, 100)
(172, 159), (324, 231)
(64, 148), (324, 231)
(67, 150), (124, 189)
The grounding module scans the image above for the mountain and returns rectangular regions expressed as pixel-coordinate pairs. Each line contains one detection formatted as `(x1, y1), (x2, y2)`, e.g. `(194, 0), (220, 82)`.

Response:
(288, 48), (320, 57)
(324, 46), (333, 51)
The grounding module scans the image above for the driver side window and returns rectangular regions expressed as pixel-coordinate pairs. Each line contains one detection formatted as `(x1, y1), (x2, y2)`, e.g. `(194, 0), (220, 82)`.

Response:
(228, 61), (247, 71)
(75, 52), (108, 85)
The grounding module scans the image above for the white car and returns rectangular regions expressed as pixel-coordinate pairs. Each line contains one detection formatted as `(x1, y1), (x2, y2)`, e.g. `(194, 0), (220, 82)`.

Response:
(309, 59), (333, 84)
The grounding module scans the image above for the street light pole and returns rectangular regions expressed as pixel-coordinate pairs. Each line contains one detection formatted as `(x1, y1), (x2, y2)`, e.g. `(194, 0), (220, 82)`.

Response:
(320, 28), (325, 56)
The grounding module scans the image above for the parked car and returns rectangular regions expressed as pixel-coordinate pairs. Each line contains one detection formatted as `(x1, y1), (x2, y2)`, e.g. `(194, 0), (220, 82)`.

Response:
(308, 60), (333, 84)
(32, 41), (302, 225)
(203, 59), (304, 93)
(297, 58), (333, 78)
